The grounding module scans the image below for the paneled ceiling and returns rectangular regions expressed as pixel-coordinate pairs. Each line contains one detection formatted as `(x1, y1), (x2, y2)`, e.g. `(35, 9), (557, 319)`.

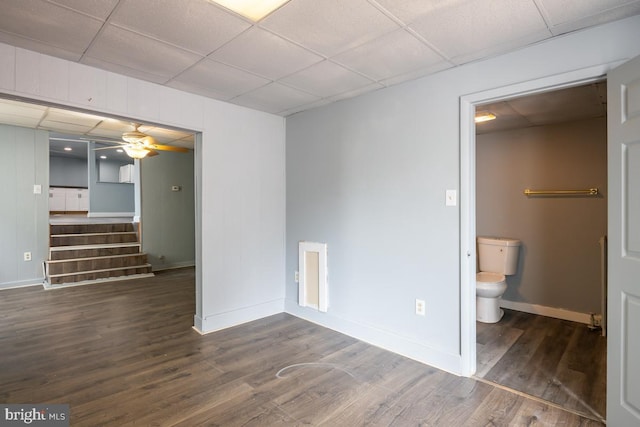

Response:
(475, 80), (607, 134)
(1, 0), (639, 117)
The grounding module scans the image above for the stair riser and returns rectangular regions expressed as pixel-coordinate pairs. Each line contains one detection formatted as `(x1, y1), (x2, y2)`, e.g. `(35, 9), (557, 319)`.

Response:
(51, 234), (138, 247)
(50, 223), (134, 235)
(49, 267), (153, 285)
(47, 255), (149, 275)
(50, 246), (140, 260)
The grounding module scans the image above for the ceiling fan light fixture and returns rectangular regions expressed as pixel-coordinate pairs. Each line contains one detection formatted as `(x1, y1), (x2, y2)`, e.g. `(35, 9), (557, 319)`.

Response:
(475, 112), (497, 123)
(209, 0), (290, 21)
(123, 145), (150, 159)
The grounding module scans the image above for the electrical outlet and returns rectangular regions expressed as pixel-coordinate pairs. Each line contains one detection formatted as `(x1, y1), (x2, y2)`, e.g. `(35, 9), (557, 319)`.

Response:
(415, 299), (426, 316)
(24, 252), (32, 261)
(294, 271), (299, 283)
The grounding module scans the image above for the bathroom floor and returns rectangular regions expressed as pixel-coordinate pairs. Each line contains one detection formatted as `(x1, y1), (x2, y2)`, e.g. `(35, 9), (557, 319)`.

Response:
(476, 309), (607, 423)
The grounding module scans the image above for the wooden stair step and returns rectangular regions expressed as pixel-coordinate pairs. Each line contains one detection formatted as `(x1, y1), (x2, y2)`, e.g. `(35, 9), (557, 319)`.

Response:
(46, 253), (149, 275)
(50, 242), (141, 252)
(46, 253), (148, 264)
(50, 232), (139, 247)
(50, 223), (135, 235)
(48, 265), (153, 285)
(44, 273), (155, 289)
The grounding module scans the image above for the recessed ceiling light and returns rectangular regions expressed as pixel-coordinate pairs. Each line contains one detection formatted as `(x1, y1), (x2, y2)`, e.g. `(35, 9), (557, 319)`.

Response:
(116, 149), (124, 153)
(209, 0), (290, 21)
(100, 155), (107, 159)
(475, 112), (496, 123)
(64, 147), (72, 151)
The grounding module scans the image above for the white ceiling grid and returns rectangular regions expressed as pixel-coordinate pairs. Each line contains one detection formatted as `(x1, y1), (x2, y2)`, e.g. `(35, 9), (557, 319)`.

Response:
(0, 0), (638, 116)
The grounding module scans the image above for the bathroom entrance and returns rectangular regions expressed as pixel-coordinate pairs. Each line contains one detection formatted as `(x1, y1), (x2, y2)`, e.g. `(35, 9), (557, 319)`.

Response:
(471, 82), (608, 422)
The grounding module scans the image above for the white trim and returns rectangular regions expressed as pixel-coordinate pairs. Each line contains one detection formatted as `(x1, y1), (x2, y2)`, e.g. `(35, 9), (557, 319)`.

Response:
(197, 298), (285, 334)
(500, 299), (594, 324)
(0, 280), (44, 290)
(285, 300), (461, 375)
(87, 211), (135, 218)
(152, 261), (196, 271)
(459, 61), (623, 377)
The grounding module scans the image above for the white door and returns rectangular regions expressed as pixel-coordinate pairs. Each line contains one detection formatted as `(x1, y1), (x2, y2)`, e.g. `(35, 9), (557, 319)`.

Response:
(607, 54), (640, 425)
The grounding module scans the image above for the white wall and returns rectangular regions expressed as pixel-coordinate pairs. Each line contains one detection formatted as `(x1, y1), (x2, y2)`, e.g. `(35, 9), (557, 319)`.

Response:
(286, 15), (640, 374)
(0, 42), (286, 331)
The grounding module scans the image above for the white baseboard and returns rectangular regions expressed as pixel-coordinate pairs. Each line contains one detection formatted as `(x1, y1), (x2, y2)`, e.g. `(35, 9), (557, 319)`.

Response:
(87, 212), (135, 218)
(500, 299), (593, 324)
(195, 298), (285, 334)
(152, 261), (195, 272)
(285, 300), (462, 376)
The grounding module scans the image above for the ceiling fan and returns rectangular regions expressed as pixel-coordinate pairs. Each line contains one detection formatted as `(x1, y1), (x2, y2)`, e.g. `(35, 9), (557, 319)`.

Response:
(95, 124), (190, 159)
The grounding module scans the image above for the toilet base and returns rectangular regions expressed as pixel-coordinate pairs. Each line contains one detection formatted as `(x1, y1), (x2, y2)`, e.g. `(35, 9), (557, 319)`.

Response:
(476, 296), (504, 323)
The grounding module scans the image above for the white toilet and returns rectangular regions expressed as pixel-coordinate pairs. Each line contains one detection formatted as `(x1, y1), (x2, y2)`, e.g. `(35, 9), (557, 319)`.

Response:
(476, 236), (521, 323)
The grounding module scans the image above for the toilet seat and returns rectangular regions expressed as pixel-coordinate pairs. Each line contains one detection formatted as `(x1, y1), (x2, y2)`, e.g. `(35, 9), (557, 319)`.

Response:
(476, 271), (505, 284)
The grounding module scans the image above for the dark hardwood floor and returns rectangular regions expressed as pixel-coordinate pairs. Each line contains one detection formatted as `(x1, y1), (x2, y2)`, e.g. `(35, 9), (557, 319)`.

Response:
(476, 309), (607, 423)
(1, 269), (603, 426)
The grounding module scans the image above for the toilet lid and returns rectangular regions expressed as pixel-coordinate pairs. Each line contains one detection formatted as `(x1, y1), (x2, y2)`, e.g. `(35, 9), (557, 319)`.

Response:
(476, 272), (505, 284)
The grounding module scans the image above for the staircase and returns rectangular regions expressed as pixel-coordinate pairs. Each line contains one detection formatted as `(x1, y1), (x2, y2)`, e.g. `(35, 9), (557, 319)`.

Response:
(44, 222), (154, 288)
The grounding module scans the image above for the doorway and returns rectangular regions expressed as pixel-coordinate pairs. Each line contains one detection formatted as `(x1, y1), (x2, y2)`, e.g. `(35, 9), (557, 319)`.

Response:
(472, 83), (607, 422)
(459, 63), (621, 420)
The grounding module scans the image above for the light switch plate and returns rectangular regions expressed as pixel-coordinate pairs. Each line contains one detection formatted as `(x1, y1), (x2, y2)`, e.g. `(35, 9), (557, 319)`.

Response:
(33, 184), (42, 194)
(446, 190), (457, 206)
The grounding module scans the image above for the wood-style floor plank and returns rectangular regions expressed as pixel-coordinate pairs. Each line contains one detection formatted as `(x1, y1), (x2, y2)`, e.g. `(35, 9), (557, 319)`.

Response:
(0, 269), (603, 425)
(477, 308), (607, 422)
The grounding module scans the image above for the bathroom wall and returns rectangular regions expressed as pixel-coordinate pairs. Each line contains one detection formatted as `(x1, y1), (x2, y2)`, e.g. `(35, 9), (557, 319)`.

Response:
(476, 117), (607, 315)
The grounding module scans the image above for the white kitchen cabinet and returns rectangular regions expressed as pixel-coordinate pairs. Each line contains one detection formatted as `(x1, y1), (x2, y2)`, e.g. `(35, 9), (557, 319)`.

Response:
(49, 187), (66, 211)
(49, 187), (89, 212)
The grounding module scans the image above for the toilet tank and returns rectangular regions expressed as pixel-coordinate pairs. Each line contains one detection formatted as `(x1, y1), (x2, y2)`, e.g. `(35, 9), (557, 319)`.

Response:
(477, 237), (521, 275)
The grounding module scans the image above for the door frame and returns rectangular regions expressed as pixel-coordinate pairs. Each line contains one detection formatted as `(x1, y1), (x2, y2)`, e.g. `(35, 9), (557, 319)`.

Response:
(459, 61), (623, 376)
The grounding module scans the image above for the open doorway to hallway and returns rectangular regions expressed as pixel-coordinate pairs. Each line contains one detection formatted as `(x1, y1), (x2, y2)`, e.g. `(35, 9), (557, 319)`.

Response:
(0, 96), (197, 288)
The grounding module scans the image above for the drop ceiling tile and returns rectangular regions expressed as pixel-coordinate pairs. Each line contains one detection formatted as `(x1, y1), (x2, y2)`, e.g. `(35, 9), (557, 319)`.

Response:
(542, 1), (640, 35)
(0, 31), (82, 62)
(85, 26), (201, 80)
(46, 109), (105, 127)
(111, 0), (251, 56)
(408, 0), (551, 63)
(260, 0), (399, 56)
(0, 100), (47, 119)
(280, 60), (375, 98)
(327, 82), (384, 103)
(0, 0), (102, 56)
(380, 61), (453, 87)
(0, 115), (42, 128)
(373, 0), (468, 24)
(82, 57), (169, 84)
(170, 58), (270, 100)
(333, 29), (446, 81)
(509, 84), (606, 124)
(232, 82), (321, 114)
(538, 0), (640, 26)
(209, 27), (323, 80)
(39, 120), (95, 134)
(50, 0), (119, 20)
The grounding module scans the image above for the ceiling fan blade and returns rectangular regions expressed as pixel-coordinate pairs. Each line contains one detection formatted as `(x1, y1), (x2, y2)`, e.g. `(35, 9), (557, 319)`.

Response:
(149, 144), (189, 153)
(93, 145), (125, 151)
(146, 149), (160, 157)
